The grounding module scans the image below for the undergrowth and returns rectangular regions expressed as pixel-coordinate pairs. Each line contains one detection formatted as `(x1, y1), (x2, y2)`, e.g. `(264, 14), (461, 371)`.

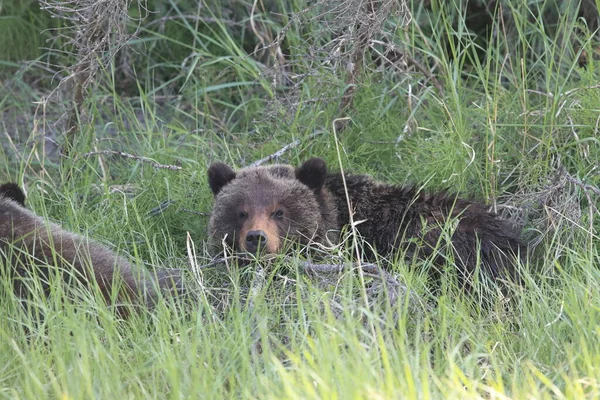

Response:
(0, 0), (599, 398)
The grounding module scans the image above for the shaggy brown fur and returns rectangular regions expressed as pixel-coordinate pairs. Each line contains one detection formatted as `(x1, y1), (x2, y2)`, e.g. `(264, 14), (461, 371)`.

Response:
(0, 183), (183, 316)
(208, 158), (525, 289)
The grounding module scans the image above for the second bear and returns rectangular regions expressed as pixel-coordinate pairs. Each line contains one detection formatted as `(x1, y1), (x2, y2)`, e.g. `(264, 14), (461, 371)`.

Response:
(0, 183), (185, 317)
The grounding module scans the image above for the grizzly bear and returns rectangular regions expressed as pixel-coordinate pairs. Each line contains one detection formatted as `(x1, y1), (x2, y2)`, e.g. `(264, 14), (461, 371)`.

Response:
(207, 158), (525, 290)
(0, 183), (184, 316)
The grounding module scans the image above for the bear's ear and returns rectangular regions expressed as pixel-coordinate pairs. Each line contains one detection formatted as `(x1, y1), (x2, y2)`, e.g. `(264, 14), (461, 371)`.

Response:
(208, 162), (237, 196)
(296, 158), (327, 192)
(0, 183), (26, 207)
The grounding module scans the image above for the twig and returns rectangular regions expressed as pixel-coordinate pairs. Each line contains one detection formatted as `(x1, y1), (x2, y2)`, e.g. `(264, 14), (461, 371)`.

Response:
(560, 166), (600, 197)
(249, 139), (300, 167)
(191, 257), (231, 270)
(298, 260), (378, 275)
(147, 200), (176, 217)
(145, 15), (241, 28)
(562, 84), (600, 98)
(526, 84), (600, 100)
(248, 130), (325, 167)
(406, 54), (443, 95)
(82, 150), (182, 170)
(181, 208), (209, 217)
(257, 4), (315, 55)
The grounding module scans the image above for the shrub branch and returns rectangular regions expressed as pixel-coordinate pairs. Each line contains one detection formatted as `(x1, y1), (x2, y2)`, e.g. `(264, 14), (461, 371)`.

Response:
(38, 0), (145, 153)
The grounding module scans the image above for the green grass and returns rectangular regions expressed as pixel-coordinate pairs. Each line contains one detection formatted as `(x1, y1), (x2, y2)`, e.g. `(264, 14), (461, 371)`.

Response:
(1, 0), (600, 398)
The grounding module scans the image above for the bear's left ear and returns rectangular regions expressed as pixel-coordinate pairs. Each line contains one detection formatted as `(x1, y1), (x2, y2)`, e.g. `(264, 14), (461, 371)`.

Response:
(0, 183), (26, 206)
(296, 158), (327, 192)
(208, 162), (237, 196)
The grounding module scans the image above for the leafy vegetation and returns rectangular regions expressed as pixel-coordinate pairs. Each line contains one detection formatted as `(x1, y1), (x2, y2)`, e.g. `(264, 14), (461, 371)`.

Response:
(1, 0), (599, 398)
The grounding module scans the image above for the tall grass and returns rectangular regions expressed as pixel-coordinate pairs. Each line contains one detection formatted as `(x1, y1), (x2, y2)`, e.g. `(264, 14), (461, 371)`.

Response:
(1, 0), (599, 398)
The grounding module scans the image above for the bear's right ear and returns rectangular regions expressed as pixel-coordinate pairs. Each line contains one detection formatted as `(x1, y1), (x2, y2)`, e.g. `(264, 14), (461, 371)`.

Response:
(208, 162), (237, 196)
(296, 158), (327, 192)
(0, 183), (26, 206)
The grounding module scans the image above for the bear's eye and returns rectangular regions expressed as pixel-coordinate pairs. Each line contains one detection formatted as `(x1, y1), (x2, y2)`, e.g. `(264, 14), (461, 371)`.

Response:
(272, 209), (285, 219)
(238, 211), (248, 219)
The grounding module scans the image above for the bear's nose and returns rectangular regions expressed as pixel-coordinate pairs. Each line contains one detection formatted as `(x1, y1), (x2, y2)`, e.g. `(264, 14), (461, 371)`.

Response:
(245, 230), (268, 253)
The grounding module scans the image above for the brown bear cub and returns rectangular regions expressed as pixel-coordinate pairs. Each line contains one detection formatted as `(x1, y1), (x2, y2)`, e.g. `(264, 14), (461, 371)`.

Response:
(208, 158), (524, 290)
(0, 183), (183, 316)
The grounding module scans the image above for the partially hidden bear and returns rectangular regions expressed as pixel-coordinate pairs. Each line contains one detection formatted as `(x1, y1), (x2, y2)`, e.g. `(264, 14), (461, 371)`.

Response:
(207, 158), (525, 290)
(0, 183), (184, 317)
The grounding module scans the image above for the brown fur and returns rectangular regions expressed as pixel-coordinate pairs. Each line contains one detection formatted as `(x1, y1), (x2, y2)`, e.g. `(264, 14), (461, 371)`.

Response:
(208, 158), (525, 290)
(0, 183), (183, 316)
(208, 162), (338, 254)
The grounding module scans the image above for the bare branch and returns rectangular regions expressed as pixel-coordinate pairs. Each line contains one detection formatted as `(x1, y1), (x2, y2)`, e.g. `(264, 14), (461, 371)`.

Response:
(560, 166), (600, 197)
(249, 130), (325, 167)
(249, 139), (300, 167)
(38, 0), (146, 152)
(82, 150), (182, 170)
(191, 254), (431, 316)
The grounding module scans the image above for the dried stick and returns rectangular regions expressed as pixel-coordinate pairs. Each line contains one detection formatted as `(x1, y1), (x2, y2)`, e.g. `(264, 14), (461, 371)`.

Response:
(249, 140), (301, 167)
(82, 150), (182, 170)
(249, 130), (325, 167)
(560, 166), (600, 197)
(192, 254), (430, 314)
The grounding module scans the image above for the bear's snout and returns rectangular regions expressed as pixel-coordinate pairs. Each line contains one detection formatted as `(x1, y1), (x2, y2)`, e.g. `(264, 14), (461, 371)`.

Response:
(245, 230), (268, 253)
(238, 213), (282, 254)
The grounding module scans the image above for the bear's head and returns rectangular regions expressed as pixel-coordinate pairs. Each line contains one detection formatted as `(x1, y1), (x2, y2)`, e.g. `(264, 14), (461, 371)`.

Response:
(207, 158), (338, 255)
